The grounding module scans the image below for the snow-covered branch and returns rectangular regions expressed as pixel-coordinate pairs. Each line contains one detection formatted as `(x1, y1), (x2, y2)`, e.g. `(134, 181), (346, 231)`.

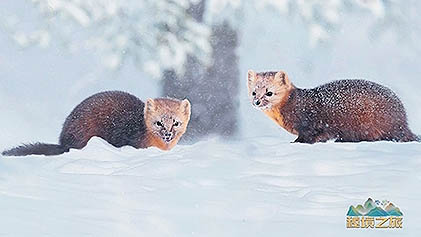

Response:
(3, 0), (211, 77)
(1, 0), (412, 77)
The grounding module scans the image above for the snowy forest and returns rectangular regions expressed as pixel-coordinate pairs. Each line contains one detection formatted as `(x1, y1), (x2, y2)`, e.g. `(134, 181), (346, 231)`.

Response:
(1, 0), (421, 236)
(1, 0), (420, 145)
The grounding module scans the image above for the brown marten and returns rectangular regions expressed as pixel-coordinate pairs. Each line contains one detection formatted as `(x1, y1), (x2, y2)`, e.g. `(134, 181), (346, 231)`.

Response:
(247, 70), (419, 143)
(2, 91), (191, 156)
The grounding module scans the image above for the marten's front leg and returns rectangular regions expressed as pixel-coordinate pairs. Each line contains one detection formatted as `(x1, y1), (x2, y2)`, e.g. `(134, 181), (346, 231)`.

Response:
(313, 132), (331, 143)
(293, 135), (315, 143)
(293, 126), (328, 144)
(291, 112), (322, 143)
(293, 129), (318, 143)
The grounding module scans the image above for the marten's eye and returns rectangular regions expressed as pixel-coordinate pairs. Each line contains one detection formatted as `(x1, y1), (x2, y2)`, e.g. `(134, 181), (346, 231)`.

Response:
(155, 121), (163, 127)
(173, 121), (180, 127)
(252, 91), (256, 96)
(266, 91), (273, 97)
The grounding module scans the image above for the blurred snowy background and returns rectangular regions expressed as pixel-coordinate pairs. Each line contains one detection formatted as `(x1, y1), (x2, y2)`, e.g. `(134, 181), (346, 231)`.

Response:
(1, 1), (421, 236)
(0, 0), (420, 146)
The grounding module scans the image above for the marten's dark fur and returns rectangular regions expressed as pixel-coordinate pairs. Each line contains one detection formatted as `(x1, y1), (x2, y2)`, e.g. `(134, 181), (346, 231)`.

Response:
(248, 70), (419, 143)
(2, 91), (191, 156)
(284, 80), (417, 143)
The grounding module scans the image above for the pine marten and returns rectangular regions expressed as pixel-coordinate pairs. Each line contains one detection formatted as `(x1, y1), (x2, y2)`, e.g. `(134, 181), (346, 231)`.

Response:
(247, 70), (419, 143)
(2, 91), (191, 156)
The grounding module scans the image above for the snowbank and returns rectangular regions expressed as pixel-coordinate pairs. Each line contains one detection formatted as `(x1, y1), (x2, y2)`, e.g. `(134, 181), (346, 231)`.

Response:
(1, 137), (420, 236)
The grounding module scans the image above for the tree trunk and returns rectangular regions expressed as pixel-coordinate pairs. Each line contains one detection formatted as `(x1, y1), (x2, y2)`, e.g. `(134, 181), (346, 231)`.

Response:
(161, 1), (239, 142)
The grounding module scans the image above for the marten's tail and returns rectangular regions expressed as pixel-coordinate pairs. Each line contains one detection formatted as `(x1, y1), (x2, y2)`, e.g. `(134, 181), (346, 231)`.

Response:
(2, 143), (69, 156)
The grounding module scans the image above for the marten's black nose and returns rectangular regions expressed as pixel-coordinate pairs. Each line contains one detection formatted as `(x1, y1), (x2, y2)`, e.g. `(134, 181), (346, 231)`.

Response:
(163, 132), (173, 142)
(254, 100), (261, 106)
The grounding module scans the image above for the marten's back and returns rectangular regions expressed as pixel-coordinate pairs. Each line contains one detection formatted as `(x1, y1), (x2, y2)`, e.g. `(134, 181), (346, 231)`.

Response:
(59, 91), (147, 149)
(286, 79), (416, 142)
(304, 79), (404, 118)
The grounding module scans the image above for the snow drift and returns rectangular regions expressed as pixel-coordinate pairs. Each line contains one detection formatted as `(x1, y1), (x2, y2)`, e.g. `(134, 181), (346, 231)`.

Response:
(1, 137), (420, 236)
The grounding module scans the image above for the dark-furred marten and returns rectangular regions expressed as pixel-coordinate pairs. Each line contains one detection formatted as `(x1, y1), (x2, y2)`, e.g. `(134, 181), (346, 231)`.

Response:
(247, 70), (419, 143)
(2, 91), (191, 156)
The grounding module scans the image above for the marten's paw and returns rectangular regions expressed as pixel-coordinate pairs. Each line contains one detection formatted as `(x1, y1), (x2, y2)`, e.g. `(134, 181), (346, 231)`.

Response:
(293, 136), (316, 144)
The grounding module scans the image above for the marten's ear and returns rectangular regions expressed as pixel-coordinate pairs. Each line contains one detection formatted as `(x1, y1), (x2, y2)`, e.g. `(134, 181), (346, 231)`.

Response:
(247, 70), (256, 92)
(274, 70), (290, 85)
(180, 99), (191, 119)
(145, 98), (155, 113)
(247, 70), (256, 84)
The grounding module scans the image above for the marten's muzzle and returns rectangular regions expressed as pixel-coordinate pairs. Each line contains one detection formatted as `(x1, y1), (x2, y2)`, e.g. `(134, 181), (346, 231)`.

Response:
(252, 98), (271, 110)
(160, 130), (174, 143)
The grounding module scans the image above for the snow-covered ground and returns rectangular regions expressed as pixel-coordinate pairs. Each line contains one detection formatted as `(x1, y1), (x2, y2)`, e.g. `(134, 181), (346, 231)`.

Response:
(1, 137), (420, 236)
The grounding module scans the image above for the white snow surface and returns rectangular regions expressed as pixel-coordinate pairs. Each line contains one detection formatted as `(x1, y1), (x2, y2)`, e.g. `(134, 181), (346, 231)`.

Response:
(1, 136), (420, 236)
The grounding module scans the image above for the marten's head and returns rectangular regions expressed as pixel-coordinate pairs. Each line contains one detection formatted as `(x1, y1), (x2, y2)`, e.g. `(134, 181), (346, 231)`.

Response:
(247, 70), (294, 110)
(144, 98), (191, 151)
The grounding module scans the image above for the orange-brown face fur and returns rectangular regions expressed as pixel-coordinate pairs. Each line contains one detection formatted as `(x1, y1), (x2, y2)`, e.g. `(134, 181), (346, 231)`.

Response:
(247, 70), (294, 111)
(144, 98), (191, 151)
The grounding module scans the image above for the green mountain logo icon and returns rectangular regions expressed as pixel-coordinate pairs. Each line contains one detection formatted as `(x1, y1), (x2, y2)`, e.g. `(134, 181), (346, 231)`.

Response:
(346, 198), (403, 217)
(385, 203), (404, 216)
(364, 198), (375, 210)
(366, 207), (389, 216)
(347, 206), (362, 216)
